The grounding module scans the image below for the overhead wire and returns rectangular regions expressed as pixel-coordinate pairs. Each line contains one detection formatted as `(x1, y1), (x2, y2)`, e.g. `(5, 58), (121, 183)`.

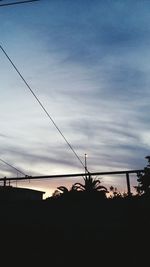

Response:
(0, 44), (85, 170)
(0, 0), (39, 7)
(0, 0), (41, 182)
(0, 158), (27, 176)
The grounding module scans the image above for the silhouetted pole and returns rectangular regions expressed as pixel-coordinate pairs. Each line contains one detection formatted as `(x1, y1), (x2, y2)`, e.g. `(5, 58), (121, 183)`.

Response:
(3, 177), (6, 187)
(85, 153), (88, 177)
(0, 169), (143, 183)
(126, 172), (131, 195)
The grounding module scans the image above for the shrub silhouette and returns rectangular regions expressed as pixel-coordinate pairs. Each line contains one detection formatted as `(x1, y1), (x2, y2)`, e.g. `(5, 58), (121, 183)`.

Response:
(109, 186), (122, 198)
(135, 156), (150, 196)
(51, 175), (108, 201)
(109, 186), (129, 199)
(51, 185), (78, 200)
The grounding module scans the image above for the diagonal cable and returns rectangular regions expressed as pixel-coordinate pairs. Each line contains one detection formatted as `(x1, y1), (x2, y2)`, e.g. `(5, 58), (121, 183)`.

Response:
(0, 158), (27, 176)
(0, 0), (39, 7)
(0, 44), (85, 169)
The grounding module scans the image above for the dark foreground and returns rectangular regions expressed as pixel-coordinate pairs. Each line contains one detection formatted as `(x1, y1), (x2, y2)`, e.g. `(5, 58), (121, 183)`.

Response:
(0, 197), (149, 266)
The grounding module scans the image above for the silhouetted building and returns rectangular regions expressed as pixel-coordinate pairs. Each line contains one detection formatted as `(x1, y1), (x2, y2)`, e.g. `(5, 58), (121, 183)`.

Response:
(0, 186), (45, 201)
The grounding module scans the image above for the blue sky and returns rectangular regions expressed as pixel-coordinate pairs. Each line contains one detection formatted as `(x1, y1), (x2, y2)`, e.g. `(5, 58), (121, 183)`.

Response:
(0, 0), (150, 197)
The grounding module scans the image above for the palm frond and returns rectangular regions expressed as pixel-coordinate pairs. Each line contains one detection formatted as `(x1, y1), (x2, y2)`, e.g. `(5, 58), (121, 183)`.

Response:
(73, 182), (85, 191)
(57, 186), (69, 194)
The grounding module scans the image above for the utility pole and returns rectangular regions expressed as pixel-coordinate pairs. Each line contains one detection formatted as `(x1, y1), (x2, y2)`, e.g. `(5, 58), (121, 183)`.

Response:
(84, 153), (88, 178)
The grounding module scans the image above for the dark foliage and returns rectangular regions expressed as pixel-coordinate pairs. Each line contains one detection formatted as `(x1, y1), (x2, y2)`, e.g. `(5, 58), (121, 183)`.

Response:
(1, 164), (150, 266)
(0, 195), (149, 266)
(51, 174), (108, 201)
(135, 156), (150, 196)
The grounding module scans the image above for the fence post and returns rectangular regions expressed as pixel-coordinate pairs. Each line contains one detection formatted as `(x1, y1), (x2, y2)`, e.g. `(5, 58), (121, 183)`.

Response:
(3, 177), (6, 187)
(126, 172), (131, 195)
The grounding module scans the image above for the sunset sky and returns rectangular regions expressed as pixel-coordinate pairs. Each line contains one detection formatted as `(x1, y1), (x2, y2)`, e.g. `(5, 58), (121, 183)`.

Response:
(0, 0), (150, 197)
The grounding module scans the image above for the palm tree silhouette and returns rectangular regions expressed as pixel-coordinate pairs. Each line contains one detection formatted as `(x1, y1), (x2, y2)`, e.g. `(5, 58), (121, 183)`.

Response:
(51, 175), (108, 200)
(53, 185), (77, 198)
(73, 174), (108, 195)
(57, 186), (70, 194)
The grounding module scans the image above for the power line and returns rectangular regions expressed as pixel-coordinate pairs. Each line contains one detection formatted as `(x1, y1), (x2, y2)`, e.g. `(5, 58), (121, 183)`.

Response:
(0, 0), (39, 7)
(0, 44), (85, 170)
(0, 158), (27, 176)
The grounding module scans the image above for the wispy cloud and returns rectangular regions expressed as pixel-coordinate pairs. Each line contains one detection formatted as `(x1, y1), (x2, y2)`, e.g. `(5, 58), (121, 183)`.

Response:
(0, 0), (150, 194)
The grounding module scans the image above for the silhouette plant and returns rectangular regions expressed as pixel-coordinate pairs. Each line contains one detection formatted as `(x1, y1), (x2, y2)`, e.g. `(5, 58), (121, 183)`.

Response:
(57, 186), (70, 194)
(52, 185), (77, 199)
(73, 174), (108, 197)
(51, 175), (108, 201)
(109, 186), (122, 198)
(135, 156), (150, 195)
(109, 186), (130, 199)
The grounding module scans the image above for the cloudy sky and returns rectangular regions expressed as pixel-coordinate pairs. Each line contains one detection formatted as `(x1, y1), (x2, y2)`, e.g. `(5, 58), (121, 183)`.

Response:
(0, 0), (150, 197)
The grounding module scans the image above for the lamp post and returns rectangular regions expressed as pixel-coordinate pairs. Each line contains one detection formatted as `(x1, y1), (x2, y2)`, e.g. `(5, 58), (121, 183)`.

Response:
(85, 153), (88, 177)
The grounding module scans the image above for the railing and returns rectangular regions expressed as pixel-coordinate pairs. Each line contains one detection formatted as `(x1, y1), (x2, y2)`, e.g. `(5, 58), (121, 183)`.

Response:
(0, 169), (143, 195)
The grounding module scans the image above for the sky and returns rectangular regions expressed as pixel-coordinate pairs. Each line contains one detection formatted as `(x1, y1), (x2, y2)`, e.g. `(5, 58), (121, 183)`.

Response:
(0, 0), (150, 198)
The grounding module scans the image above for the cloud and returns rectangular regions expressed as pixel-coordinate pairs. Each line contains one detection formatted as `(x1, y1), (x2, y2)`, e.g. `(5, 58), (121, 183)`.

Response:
(1, 0), (150, 195)
(0, 133), (9, 138)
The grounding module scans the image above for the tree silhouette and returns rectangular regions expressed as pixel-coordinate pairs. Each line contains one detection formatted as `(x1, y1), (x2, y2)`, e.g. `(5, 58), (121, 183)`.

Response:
(73, 174), (108, 197)
(135, 156), (150, 195)
(51, 175), (108, 201)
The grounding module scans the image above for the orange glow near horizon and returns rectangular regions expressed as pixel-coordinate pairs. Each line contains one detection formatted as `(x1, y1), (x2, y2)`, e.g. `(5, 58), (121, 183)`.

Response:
(6, 172), (139, 199)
